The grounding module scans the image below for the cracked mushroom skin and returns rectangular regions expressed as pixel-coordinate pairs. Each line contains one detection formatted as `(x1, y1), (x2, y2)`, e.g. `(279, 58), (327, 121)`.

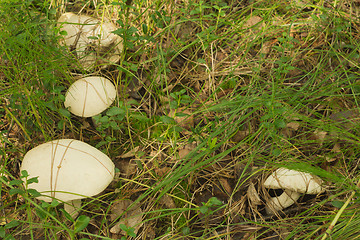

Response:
(264, 168), (324, 214)
(57, 12), (123, 70)
(64, 76), (117, 117)
(20, 139), (115, 216)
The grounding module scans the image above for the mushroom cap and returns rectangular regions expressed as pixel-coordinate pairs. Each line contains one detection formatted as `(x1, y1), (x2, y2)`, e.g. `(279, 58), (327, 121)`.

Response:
(57, 12), (98, 48)
(20, 139), (115, 202)
(64, 76), (116, 117)
(264, 168), (324, 194)
(57, 12), (123, 70)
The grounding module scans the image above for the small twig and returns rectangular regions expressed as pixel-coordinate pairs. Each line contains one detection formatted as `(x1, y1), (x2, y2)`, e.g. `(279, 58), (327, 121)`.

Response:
(3, 106), (31, 141)
(2, 119), (14, 150)
(69, 30), (82, 57)
(321, 181), (359, 240)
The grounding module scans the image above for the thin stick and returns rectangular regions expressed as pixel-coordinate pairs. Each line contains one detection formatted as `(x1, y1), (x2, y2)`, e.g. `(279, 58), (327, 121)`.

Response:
(321, 180), (359, 240)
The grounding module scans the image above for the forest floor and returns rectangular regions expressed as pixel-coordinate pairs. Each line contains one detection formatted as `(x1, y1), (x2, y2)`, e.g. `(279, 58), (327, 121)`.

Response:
(1, 0), (360, 239)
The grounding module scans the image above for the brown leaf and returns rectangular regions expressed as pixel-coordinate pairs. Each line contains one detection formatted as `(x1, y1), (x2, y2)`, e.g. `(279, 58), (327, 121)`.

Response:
(329, 109), (359, 122)
(286, 121), (300, 130)
(178, 148), (190, 159)
(312, 129), (327, 144)
(110, 199), (143, 235)
(281, 121), (300, 138)
(219, 177), (232, 195)
(169, 108), (194, 131)
(116, 159), (138, 177)
(259, 40), (274, 55)
(328, 109), (360, 130)
(120, 146), (140, 158)
(247, 182), (262, 206)
(231, 130), (249, 142)
(155, 167), (171, 178)
(158, 194), (176, 209)
(177, 142), (197, 160)
(244, 16), (263, 28)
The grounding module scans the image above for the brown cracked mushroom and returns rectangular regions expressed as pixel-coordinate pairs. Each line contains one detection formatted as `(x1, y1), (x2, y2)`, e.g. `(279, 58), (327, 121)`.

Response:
(57, 12), (123, 70)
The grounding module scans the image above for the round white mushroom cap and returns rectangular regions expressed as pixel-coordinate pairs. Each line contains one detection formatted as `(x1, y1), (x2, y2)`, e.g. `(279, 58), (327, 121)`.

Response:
(264, 168), (324, 194)
(20, 139), (115, 202)
(64, 76), (117, 117)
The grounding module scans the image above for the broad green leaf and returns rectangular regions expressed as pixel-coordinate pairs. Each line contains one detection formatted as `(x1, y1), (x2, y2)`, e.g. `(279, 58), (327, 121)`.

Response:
(9, 188), (24, 195)
(9, 180), (23, 186)
(199, 205), (208, 214)
(27, 189), (41, 197)
(59, 108), (71, 118)
(50, 199), (60, 207)
(5, 220), (20, 229)
(331, 200), (345, 209)
(74, 215), (90, 233)
(27, 177), (39, 184)
(208, 197), (222, 206)
(107, 106), (125, 117)
(160, 116), (175, 124)
(0, 226), (5, 238)
(274, 119), (286, 129)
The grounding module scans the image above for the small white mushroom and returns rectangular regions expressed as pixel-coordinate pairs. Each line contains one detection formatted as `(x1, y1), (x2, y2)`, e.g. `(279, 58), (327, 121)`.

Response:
(64, 76), (116, 117)
(264, 168), (324, 214)
(57, 12), (123, 70)
(20, 139), (115, 218)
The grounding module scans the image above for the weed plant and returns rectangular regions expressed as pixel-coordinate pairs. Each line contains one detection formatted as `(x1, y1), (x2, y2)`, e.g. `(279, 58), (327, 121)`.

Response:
(1, 0), (360, 239)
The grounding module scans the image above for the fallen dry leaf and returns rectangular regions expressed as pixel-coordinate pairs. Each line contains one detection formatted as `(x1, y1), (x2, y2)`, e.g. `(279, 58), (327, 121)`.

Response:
(286, 121), (300, 130)
(169, 108), (194, 131)
(219, 177), (232, 195)
(110, 199), (143, 235)
(281, 121), (301, 138)
(177, 142), (197, 160)
(231, 130), (249, 143)
(312, 129), (327, 144)
(178, 148), (190, 159)
(158, 194), (176, 209)
(120, 146), (140, 158)
(116, 159), (138, 177)
(154, 167), (171, 178)
(259, 40), (275, 55)
(247, 182), (262, 206)
(244, 16), (263, 28)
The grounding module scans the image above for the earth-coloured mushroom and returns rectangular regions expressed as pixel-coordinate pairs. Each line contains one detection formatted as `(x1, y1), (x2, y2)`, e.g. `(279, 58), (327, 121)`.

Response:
(264, 168), (324, 214)
(20, 139), (115, 217)
(64, 76), (117, 117)
(57, 12), (123, 70)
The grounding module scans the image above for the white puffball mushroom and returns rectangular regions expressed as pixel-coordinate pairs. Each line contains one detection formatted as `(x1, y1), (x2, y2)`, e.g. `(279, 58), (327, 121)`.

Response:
(57, 12), (123, 70)
(264, 168), (324, 214)
(20, 139), (115, 218)
(64, 76), (116, 117)
(57, 12), (98, 48)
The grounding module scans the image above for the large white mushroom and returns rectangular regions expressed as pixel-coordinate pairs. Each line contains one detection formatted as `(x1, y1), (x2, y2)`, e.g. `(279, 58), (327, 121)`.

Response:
(20, 139), (115, 217)
(64, 76), (117, 117)
(264, 168), (324, 214)
(57, 12), (123, 70)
